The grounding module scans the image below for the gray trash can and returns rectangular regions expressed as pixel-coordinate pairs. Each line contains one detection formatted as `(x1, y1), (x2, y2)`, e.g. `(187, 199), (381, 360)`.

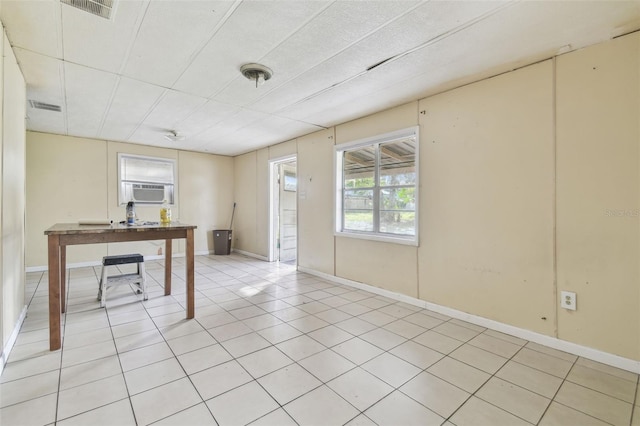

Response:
(213, 230), (232, 255)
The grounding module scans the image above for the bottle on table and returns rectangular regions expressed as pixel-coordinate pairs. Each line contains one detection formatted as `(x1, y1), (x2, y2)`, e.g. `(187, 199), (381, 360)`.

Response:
(160, 200), (171, 224)
(126, 201), (135, 225)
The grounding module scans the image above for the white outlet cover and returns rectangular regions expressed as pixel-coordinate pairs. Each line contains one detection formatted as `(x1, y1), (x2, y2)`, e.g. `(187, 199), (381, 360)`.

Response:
(561, 291), (577, 311)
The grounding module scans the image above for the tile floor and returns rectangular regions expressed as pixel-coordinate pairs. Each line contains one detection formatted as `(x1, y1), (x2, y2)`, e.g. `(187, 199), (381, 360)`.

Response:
(1, 254), (638, 426)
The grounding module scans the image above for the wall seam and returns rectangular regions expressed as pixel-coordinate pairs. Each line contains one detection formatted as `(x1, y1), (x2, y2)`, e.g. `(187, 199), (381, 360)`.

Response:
(416, 101), (420, 301)
(552, 56), (559, 339)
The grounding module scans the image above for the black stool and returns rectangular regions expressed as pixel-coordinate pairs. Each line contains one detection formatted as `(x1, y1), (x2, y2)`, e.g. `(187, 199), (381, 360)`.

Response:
(98, 254), (147, 308)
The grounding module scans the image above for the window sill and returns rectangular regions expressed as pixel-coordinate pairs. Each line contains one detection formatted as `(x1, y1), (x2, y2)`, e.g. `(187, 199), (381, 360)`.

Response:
(334, 231), (418, 247)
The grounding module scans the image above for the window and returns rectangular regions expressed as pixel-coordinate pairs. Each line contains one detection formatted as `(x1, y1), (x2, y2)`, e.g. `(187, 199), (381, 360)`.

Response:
(118, 153), (176, 205)
(335, 127), (418, 245)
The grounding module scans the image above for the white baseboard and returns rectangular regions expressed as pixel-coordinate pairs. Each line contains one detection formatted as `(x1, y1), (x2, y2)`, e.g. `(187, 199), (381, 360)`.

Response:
(232, 249), (269, 261)
(0, 305), (28, 376)
(298, 266), (640, 374)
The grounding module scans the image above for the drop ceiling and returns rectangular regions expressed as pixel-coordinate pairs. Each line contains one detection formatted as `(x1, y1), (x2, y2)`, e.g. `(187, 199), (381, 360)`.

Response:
(2, 0), (639, 156)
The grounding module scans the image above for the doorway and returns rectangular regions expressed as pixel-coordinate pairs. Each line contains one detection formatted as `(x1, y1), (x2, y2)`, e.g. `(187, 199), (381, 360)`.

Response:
(269, 157), (297, 263)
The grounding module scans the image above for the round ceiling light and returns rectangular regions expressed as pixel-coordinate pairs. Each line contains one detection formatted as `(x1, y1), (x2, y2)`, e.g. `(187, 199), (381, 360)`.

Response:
(240, 63), (273, 87)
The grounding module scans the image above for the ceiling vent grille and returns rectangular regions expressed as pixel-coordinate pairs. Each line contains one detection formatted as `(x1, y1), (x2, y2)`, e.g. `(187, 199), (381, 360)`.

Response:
(28, 100), (62, 112)
(61, 0), (116, 20)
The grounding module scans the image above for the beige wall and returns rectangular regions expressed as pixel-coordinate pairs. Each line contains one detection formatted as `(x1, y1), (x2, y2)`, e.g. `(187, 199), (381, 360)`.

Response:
(26, 133), (109, 264)
(334, 102), (420, 293)
(297, 129), (335, 274)
(2, 28), (26, 357)
(232, 33), (640, 361)
(178, 150), (234, 253)
(556, 33), (640, 358)
(232, 151), (258, 255)
(26, 133), (234, 267)
(418, 60), (556, 336)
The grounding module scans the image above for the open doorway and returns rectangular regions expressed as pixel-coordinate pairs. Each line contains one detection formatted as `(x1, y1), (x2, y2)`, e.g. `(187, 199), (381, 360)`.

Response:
(269, 157), (297, 264)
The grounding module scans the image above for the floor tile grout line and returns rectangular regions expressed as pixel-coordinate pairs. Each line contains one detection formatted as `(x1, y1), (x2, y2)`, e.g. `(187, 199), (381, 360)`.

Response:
(441, 342), (538, 425)
(8, 255), (640, 426)
(135, 283), (220, 426)
(631, 376), (640, 425)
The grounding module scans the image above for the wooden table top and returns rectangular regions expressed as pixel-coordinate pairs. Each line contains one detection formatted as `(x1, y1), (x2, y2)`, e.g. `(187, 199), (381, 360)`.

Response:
(45, 222), (197, 235)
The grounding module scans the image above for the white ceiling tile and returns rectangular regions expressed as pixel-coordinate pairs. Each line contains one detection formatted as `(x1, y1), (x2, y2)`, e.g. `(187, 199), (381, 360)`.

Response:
(250, 0), (506, 115)
(7, 0), (640, 156)
(123, 0), (237, 87)
(173, 0), (331, 98)
(187, 107), (269, 150)
(279, 0), (640, 129)
(195, 115), (322, 155)
(14, 48), (64, 100)
(213, 0), (420, 108)
(175, 100), (241, 137)
(64, 62), (118, 138)
(17, 48), (67, 134)
(61, 0), (147, 73)
(140, 90), (208, 132)
(1, 0), (61, 58)
(99, 77), (166, 141)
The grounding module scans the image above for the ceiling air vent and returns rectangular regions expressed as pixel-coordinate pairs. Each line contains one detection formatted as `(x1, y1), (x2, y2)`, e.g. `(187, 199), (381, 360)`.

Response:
(61, 0), (116, 20)
(28, 100), (62, 112)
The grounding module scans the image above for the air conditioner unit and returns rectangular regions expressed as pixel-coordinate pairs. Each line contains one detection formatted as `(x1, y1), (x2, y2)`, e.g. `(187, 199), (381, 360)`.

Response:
(133, 184), (165, 203)
(121, 182), (173, 204)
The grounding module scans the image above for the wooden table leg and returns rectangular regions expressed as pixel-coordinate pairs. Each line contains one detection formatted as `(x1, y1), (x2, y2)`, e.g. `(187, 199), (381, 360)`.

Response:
(60, 246), (67, 314)
(186, 228), (194, 319)
(48, 235), (61, 351)
(164, 239), (172, 296)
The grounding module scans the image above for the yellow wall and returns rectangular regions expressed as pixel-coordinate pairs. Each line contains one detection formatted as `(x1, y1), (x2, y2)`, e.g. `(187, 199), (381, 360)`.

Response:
(26, 133), (109, 263)
(418, 60), (556, 336)
(25, 133), (234, 267)
(1, 27), (26, 358)
(334, 102), (420, 294)
(297, 129), (335, 274)
(233, 33), (640, 361)
(556, 33), (640, 358)
(232, 151), (258, 255)
(178, 150), (235, 253)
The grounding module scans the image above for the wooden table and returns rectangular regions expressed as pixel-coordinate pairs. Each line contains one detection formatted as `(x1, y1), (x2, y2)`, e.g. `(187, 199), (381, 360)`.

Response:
(45, 222), (197, 351)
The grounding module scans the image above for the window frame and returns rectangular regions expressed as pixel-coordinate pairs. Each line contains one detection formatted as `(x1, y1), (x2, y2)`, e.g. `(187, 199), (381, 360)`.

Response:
(117, 153), (177, 206)
(334, 126), (419, 246)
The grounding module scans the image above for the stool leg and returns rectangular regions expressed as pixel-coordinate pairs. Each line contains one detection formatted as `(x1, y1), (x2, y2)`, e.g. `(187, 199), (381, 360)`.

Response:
(99, 264), (107, 308)
(140, 262), (148, 301)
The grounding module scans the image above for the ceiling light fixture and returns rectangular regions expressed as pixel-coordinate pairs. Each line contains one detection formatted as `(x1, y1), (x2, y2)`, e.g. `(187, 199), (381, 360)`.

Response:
(240, 63), (273, 88)
(165, 130), (185, 142)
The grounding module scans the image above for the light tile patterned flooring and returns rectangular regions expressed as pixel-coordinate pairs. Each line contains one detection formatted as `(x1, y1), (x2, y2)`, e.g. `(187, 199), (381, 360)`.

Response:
(1, 254), (639, 426)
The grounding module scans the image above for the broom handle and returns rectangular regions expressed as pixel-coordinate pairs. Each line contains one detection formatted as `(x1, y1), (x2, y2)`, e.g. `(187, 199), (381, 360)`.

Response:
(229, 202), (236, 229)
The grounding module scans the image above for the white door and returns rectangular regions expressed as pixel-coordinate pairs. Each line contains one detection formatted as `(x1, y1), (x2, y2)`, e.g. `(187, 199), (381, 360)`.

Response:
(278, 162), (297, 262)
(271, 159), (297, 263)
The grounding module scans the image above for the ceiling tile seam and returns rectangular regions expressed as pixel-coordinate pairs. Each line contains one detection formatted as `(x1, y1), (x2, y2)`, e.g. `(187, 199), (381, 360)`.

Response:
(116, 0), (152, 75)
(60, 56), (69, 135)
(97, 0), (191, 143)
(185, 106), (264, 144)
(278, 0), (519, 113)
(55, 1), (64, 59)
(375, 0), (520, 70)
(337, 2), (531, 107)
(96, 75), (122, 138)
(204, 0), (338, 100)
(169, 99), (238, 136)
(168, 0), (244, 90)
(56, 0), (69, 134)
(123, 88), (171, 141)
(183, 100), (328, 146)
(241, 0), (428, 107)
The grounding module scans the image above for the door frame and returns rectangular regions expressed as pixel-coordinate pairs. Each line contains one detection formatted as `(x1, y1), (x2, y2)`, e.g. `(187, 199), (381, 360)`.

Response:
(268, 155), (297, 263)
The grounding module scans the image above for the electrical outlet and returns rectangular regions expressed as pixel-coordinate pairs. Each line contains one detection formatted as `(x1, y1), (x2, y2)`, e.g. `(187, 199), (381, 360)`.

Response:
(561, 291), (577, 311)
